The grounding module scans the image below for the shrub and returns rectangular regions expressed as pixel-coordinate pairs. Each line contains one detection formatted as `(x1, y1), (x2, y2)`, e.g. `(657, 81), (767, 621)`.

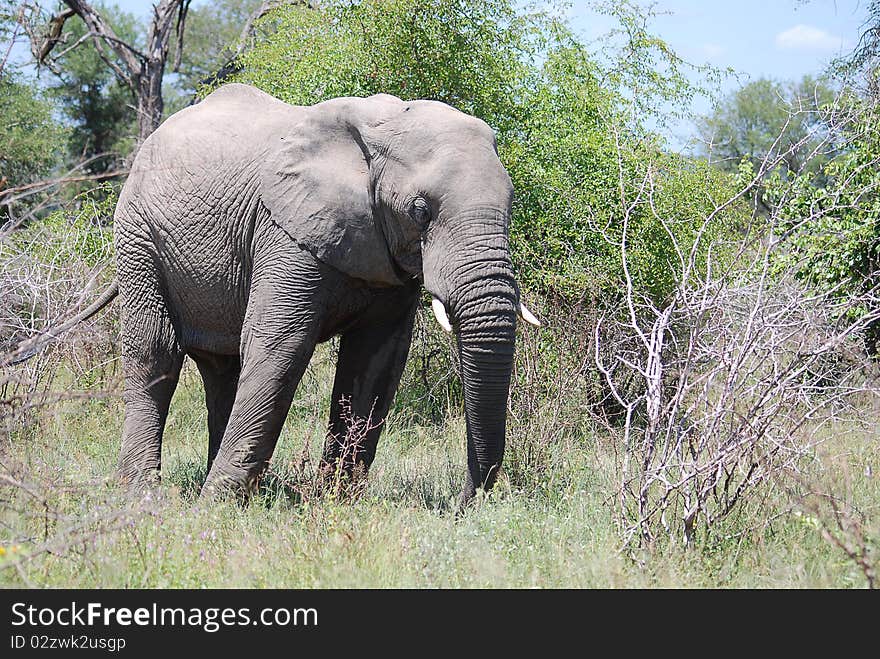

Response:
(769, 99), (880, 353)
(0, 186), (117, 367)
(0, 72), (67, 219)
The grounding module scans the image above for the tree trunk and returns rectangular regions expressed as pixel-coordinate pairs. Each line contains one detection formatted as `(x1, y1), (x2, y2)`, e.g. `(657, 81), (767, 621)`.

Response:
(137, 61), (167, 145)
(26, 1), (186, 149)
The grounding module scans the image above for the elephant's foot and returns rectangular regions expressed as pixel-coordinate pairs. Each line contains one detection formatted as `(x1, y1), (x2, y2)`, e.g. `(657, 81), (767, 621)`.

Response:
(455, 465), (503, 515)
(317, 457), (369, 500)
(200, 461), (264, 502)
(456, 480), (478, 515)
(116, 466), (161, 497)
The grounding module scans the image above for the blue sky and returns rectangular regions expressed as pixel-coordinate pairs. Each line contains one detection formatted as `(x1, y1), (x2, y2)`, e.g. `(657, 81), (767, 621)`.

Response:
(569, 1), (864, 83)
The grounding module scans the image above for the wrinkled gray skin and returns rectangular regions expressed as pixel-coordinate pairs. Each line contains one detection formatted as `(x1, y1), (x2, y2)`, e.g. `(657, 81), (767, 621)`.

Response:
(115, 83), (517, 506)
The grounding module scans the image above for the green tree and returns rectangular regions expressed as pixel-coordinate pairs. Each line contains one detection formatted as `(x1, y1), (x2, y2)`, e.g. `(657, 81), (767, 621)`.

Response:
(230, 0), (540, 132)
(763, 4), (880, 355)
(0, 71), (66, 197)
(697, 76), (838, 178)
(771, 99), (880, 354)
(43, 3), (141, 173)
(506, 43), (737, 300)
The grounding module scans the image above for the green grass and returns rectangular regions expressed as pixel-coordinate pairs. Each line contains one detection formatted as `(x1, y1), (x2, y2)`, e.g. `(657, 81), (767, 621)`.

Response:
(1, 351), (877, 588)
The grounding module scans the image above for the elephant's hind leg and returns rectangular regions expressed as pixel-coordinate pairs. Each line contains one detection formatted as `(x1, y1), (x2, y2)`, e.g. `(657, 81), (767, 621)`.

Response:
(192, 352), (240, 474)
(116, 263), (184, 487)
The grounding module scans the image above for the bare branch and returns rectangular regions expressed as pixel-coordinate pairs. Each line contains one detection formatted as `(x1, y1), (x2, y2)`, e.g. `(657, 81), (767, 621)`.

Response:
(45, 30), (89, 63)
(29, 6), (75, 63)
(592, 94), (880, 552)
(0, 154), (126, 206)
(1, 3), (26, 76)
(173, 0), (191, 73)
(59, 0), (144, 76)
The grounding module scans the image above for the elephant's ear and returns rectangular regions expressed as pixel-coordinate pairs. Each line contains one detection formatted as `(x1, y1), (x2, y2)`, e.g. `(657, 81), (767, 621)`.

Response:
(260, 96), (403, 286)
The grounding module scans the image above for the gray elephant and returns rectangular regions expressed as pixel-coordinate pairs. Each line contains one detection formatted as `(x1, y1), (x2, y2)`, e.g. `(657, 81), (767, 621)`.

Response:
(112, 83), (539, 506)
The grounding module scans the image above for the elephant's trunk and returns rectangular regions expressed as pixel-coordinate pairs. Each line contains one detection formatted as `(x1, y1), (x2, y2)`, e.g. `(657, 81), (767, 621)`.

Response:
(424, 214), (517, 508)
(456, 283), (516, 507)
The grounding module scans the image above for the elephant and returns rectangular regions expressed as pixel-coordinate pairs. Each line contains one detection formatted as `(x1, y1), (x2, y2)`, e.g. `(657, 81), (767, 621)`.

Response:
(111, 82), (539, 506)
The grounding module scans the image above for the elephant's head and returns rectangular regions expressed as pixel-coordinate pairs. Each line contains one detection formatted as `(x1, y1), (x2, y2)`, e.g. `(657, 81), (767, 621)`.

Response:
(262, 93), (539, 505)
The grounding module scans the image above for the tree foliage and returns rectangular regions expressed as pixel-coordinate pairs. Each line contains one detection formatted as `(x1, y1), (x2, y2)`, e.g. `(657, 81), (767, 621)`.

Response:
(695, 7), (880, 321)
(770, 98), (880, 352)
(1, 3), (64, 196)
(0, 72), (66, 198)
(697, 76), (838, 178)
(230, 0), (540, 129)
(43, 3), (141, 173)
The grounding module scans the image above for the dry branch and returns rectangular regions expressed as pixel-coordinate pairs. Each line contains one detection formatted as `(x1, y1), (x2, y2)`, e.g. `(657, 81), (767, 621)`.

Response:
(19, 0), (188, 145)
(594, 97), (880, 550)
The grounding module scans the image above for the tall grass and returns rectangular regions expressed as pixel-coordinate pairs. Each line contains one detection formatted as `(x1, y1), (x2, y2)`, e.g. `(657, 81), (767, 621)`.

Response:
(1, 317), (877, 588)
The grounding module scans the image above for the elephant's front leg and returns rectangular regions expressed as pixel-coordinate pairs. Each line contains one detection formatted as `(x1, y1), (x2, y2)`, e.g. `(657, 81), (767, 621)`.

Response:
(321, 289), (419, 482)
(200, 250), (323, 498)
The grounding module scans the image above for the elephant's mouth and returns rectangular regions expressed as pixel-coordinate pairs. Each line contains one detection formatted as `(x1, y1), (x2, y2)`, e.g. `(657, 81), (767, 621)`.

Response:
(394, 242), (423, 276)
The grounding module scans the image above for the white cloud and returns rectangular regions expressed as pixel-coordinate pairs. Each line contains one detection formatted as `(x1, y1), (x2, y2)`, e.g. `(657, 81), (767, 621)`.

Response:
(775, 24), (848, 53)
(700, 43), (724, 59)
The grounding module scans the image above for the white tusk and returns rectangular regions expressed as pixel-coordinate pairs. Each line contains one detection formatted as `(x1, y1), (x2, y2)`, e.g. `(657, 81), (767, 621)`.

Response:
(431, 297), (453, 332)
(519, 302), (541, 327)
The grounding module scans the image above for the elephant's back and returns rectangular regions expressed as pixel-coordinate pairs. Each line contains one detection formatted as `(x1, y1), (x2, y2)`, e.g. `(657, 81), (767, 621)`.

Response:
(160, 83), (296, 141)
(131, 84), (294, 178)
(116, 83), (300, 232)
(114, 84), (301, 354)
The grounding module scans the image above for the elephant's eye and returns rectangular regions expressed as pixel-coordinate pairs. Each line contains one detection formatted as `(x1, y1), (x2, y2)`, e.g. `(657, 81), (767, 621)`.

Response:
(410, 198), (430, 229)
